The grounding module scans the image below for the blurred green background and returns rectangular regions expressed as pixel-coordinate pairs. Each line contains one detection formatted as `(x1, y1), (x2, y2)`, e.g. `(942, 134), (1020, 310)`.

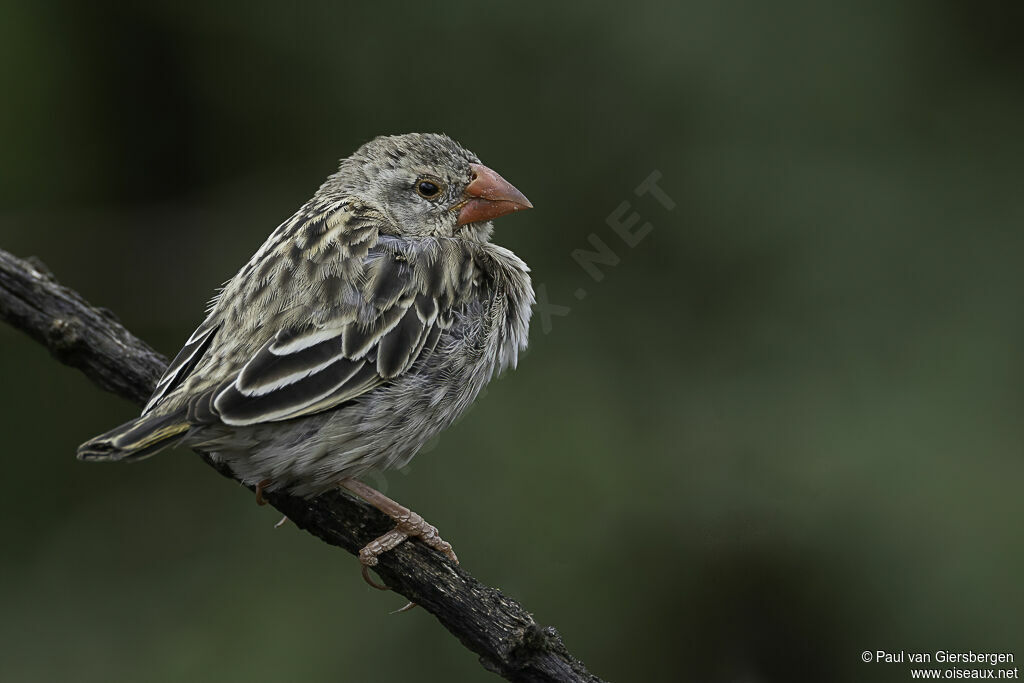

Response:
(2, 2), (1023, 681)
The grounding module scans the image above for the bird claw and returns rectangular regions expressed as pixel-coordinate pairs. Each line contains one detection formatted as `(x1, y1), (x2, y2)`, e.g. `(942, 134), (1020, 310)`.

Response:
(391, 601), (418, 614)
(255, 479), (272, 506)
(361, 559), (418, 612)
(361, 565), (390, 591)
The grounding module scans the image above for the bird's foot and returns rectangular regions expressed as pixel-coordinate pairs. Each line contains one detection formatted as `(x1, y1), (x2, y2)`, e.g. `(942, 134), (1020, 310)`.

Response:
(340, 478), (458, 603)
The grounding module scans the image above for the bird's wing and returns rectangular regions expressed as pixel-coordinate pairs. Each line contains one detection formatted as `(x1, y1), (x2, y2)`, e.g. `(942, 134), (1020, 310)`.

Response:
(141, 199), (380, 417)
(195, 285), (452, 427)
(176, 206), (472, 428)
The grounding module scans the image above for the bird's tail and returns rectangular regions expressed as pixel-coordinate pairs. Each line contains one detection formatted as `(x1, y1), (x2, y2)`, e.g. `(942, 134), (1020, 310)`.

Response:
(77, 412), (192, 462)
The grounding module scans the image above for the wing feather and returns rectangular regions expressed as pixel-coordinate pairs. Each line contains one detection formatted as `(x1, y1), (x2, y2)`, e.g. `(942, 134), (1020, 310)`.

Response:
(214, 356), (369, 425)
(376, 304), (427, 378)
(341, 297), (411, 358)
(143, 322), (219, 414)
(208, 251), (460, 427)
(236, 332), (346, 396)
(213, 298), (434, 427)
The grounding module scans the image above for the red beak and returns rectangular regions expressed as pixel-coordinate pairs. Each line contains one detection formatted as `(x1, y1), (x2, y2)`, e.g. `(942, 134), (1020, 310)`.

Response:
(455, 163), (533, 226)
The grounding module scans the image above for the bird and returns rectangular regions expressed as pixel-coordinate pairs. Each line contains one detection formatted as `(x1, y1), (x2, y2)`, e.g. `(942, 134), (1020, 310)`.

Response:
(78, 132), (535, 582)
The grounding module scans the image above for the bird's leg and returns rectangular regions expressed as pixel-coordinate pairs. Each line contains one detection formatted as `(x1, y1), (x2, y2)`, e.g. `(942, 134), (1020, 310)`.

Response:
(339, 478), (459, 585)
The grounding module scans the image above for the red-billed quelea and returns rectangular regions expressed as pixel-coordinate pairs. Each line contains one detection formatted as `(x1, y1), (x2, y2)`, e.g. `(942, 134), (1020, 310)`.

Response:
(78, 133), (534, 581)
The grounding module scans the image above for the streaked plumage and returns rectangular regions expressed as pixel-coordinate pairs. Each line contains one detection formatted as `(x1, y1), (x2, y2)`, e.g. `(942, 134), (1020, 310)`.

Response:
(79, 133), (534, 499)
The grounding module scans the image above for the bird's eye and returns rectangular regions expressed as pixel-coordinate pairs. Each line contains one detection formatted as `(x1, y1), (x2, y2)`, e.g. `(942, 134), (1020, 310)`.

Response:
(415, 178), (443, 199)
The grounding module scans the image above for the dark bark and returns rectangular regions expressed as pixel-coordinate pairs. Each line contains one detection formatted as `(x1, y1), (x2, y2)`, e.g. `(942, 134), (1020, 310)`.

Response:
(0, 247), (604, 683)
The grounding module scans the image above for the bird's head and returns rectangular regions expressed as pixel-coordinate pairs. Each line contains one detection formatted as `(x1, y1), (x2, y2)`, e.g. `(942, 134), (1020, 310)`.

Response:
(324, 133), (532, 242)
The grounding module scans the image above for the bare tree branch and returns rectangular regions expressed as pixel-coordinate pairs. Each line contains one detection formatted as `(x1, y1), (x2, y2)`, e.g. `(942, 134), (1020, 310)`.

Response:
(0, 247), (603, 683)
